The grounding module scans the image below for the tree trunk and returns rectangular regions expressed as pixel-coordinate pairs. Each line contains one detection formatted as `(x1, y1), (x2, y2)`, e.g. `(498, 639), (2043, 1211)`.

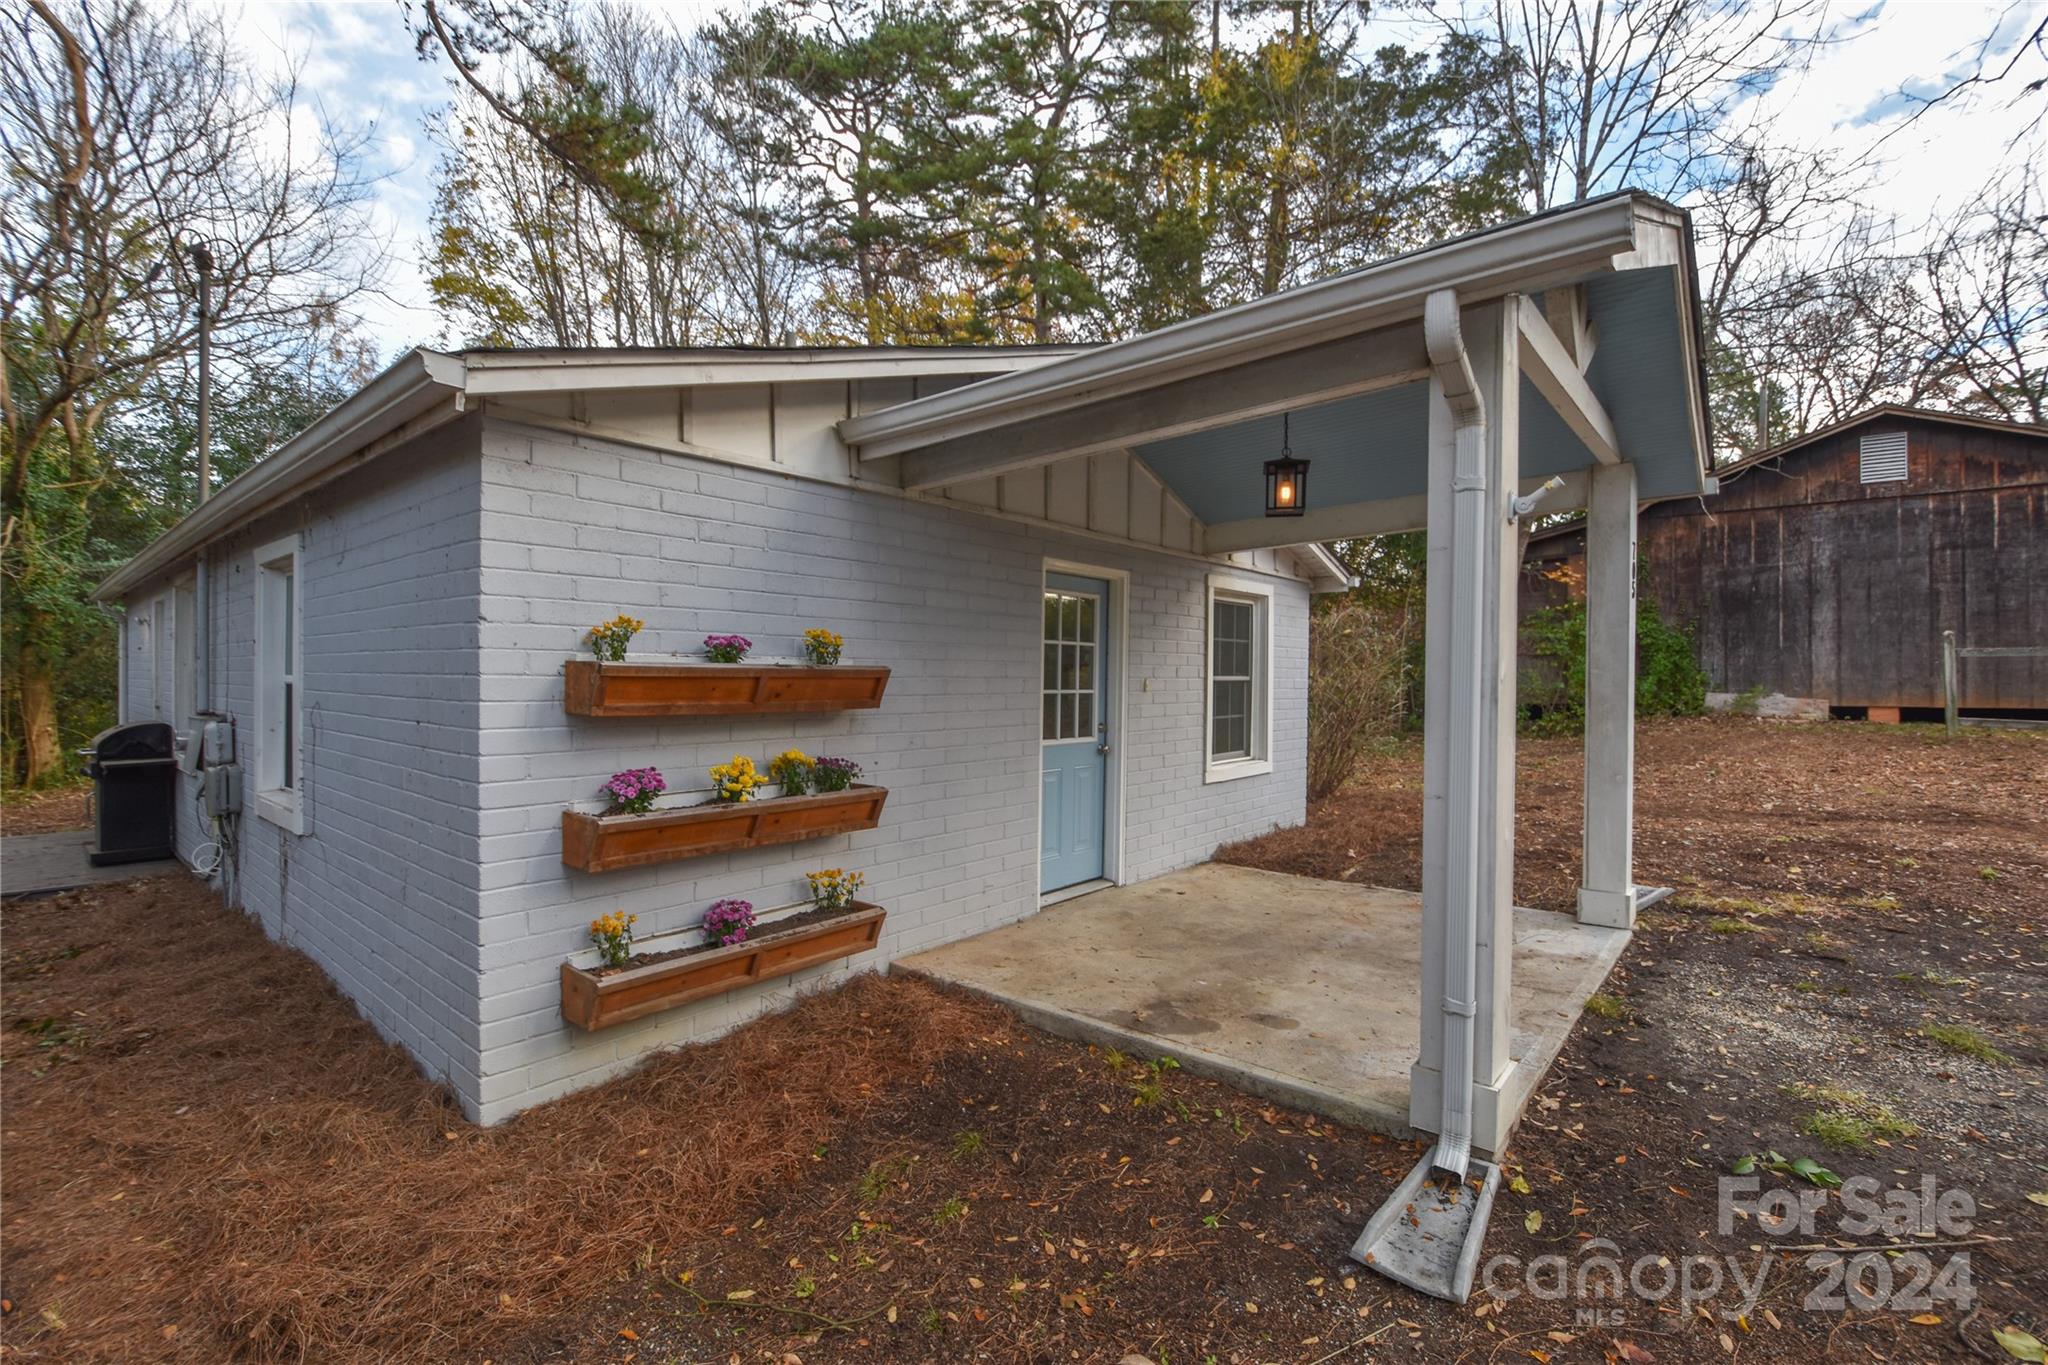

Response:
(16, 645), (64, 787)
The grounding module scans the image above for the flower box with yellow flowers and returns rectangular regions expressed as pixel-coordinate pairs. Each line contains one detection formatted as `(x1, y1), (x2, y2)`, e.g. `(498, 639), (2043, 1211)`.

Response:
(560, 900), (887, 1031)
(563, 624), (886, 717)
(561, 757), (889, 874)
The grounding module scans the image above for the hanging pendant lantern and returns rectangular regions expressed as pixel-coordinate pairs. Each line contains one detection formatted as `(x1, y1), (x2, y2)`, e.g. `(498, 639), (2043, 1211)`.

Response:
(1265, 412), (1309, 517)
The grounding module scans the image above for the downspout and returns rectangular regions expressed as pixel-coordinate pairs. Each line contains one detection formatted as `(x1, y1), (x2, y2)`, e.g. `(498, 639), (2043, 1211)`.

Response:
(1421, 287), (1484, 1181)
(195, 551), (209, 715)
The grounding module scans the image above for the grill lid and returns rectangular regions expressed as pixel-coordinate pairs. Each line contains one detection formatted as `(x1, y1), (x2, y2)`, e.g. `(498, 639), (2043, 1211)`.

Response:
(90, 721), (176, 764)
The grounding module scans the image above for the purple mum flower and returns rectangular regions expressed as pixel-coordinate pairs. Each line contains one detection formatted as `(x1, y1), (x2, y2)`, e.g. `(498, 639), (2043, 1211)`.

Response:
(602, 766), (667, 815)
(702, 898), (756, 946)
(811, 756), (863, 792)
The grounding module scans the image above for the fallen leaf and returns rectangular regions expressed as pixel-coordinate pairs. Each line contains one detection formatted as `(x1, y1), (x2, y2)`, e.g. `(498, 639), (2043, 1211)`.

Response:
(1992, 1326), (2046, 1362)
(2027, 1192), (2048, 1207)
(1910, 1314), (1942, 1326)
(1245, 1301), (1259, 1313)
(1510, 1174), (1534, 1195)
(1199, 1188), (1214, 1204)
(617, 1327), (639, 1341)
(967, 1277), (984, 1290)
(886, 1306), (898, 1324)
(1525, 1210), (1544, 1233)
(725, 1290), (756, 1302)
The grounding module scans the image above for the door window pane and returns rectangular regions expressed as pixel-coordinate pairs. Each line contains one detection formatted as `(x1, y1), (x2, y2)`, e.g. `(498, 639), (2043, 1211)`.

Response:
(1043, 588), (1104, 743)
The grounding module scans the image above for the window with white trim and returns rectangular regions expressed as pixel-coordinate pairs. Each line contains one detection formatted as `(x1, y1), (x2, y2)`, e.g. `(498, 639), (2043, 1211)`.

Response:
(1204, 575), (1273, 782)
(253, 535), (305, 833)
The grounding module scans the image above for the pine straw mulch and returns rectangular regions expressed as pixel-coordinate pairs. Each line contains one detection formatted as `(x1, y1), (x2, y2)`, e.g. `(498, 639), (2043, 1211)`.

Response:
(0, 874), (1005, 1363)
(1217, 715), (2048, 919)
(0, 784), (89, 837)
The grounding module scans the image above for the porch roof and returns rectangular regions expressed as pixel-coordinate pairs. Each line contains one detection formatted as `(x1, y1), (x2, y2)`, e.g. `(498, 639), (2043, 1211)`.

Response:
(840, 190), (1711, 553)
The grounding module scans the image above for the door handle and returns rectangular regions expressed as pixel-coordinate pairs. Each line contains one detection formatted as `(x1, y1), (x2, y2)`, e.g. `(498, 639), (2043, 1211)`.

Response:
(1096, 722), (1111, 756)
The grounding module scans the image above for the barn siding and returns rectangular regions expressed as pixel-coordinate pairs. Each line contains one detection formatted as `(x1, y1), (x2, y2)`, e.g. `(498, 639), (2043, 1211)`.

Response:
(1524, 414), (2048, 709)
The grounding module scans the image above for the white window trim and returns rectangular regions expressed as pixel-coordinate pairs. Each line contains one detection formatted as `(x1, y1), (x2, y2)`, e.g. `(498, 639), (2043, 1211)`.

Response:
(253, 534), (307, 835)
(1203, 571), (1275, 784)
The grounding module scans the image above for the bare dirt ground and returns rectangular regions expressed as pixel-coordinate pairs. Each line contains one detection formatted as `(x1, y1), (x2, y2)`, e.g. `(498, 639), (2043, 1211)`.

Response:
(0, 784), (88, 837)
(1, 718), (2041, 1363)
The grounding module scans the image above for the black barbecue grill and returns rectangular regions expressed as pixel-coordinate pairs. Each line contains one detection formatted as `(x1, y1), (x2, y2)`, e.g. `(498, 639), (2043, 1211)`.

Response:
(85, 721), (176, 865)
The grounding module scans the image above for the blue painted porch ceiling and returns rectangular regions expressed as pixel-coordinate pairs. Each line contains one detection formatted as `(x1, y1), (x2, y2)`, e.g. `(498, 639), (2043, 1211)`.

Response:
(1132, 266), (1701, 524)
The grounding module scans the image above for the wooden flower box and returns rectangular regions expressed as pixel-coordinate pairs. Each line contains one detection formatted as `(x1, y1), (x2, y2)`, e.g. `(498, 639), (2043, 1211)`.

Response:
(560, 785), (888, 874)
(561, 903), (887, 1031)
(563, 660), (891, 717)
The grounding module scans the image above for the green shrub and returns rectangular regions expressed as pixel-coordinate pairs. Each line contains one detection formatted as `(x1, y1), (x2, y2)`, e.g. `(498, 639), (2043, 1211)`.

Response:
(1519, 562), (1708, 734)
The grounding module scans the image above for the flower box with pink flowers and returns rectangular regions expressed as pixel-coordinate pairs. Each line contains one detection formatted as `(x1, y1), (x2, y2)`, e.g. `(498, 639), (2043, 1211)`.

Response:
(561, 759), (887, 874)
(562, 621), (889, 718)
(559, 888), (887, 1031)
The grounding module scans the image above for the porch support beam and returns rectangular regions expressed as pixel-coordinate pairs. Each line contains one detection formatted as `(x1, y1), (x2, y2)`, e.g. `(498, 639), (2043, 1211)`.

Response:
(1410, 293), (1521, 1168)
(1578, 460), (1639, 928)
(1201, 469), (1591, 554)
(1542, 283), (1596, 371)
(890, 324), (1429, 492)
(1515, 295), (1618, 465)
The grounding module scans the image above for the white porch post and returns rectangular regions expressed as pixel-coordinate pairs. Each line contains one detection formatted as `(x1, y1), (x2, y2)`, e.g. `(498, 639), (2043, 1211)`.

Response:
(1578, 460), (1639, 928)
(1410, 295), (1520, 1162)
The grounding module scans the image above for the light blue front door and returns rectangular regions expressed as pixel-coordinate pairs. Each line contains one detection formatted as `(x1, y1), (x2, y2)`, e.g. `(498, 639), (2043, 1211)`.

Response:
(1041, 573), (1110, 893)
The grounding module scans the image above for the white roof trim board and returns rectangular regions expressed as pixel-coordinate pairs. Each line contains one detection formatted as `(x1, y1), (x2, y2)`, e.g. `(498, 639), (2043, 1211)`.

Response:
(97, 194), (1703, 604)
(92, 347), (1067, 603)
(838, 192), (1679, 462)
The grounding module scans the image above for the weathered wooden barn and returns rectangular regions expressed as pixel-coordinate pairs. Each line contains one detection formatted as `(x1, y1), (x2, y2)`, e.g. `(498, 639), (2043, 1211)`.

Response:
(1522, 405), (2048, 718)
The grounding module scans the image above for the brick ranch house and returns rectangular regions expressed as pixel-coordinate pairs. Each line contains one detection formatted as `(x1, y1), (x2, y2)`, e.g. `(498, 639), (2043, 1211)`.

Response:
(1522, 405), (2048, 719)
(100, 191), (1710, 1152)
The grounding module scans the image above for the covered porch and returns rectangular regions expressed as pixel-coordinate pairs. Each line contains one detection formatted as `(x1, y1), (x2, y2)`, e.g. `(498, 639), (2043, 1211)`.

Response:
(895, 863), (1629, 1139)
(844, 189), (1710, 1174)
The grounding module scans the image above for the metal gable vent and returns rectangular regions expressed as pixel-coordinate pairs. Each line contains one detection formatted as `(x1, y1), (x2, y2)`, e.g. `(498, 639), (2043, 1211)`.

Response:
(1859, 430), (1909, 484)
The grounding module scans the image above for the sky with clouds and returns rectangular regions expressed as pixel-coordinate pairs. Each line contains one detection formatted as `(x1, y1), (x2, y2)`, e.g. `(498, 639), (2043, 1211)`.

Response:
(215, 0), (2046, 358)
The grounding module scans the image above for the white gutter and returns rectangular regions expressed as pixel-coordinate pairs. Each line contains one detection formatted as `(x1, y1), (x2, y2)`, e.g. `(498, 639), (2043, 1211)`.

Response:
(460, 345), (1088, 394)
(94, 349), (466, 602)
(840, 192), (1645, 461)
(1422, 287), (1485, 1181)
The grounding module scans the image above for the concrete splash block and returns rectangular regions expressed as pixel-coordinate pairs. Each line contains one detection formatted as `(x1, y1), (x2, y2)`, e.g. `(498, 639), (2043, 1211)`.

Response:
(1351, 1145), (1502, 1303)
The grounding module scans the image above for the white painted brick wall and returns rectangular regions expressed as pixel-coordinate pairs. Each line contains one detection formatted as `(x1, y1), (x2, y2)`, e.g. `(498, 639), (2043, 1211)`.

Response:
(472, 419), (1307, 1122)
(120, 409), (1310, 1127)
(131, 422), (488, 1101)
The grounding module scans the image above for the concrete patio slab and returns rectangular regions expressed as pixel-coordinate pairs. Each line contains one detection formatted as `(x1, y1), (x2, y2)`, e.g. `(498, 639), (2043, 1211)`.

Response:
(893, 863), (1629, 1142)
(0, 832), (181, 899)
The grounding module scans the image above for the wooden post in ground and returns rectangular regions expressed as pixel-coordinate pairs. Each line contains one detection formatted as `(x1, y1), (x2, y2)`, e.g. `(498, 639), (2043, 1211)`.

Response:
(1943, 631), (1959, 736)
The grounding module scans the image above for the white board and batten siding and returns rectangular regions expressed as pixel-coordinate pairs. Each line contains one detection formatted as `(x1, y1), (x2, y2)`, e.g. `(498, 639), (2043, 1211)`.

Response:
(485, 376), (1321, 579)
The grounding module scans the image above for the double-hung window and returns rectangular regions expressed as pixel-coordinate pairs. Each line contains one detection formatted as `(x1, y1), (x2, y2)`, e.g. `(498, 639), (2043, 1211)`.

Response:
(1204, 574), (1273, 782)
(253, 535), (306, 833)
